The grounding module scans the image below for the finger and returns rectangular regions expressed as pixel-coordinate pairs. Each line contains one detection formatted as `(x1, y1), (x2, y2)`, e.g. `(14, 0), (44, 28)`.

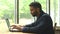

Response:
(12, 26), (18, 29)
(10, 25), (16, 27)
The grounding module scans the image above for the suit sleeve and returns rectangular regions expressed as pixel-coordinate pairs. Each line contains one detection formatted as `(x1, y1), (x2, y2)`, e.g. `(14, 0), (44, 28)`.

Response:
(22, 15), (52, 33)
(24, 22), (35, 27)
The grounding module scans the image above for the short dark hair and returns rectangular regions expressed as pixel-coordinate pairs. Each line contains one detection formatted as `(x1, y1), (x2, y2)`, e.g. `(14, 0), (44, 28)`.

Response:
(29, 2), (42, 10)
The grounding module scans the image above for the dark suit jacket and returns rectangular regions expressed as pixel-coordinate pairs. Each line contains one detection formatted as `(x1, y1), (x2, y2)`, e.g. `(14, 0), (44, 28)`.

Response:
(22, 11), (54, 34)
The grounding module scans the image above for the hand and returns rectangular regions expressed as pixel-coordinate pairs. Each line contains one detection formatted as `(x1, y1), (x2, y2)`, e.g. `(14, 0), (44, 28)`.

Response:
(10, 25), (24, 31)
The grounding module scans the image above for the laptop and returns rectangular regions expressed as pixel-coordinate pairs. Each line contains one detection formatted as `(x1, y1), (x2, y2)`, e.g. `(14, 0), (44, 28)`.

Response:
(5, 18), (20, 32)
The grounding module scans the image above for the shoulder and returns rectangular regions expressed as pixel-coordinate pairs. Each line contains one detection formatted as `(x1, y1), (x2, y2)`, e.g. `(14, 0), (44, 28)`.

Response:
(41, 13), (50, 18)
(40, 13), (52, 21)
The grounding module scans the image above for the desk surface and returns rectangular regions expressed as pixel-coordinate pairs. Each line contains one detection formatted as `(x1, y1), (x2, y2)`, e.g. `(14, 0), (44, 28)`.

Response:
(0, 32), (33, 34)
(0, 31), (34, 34)
(0, 29), (34, 34)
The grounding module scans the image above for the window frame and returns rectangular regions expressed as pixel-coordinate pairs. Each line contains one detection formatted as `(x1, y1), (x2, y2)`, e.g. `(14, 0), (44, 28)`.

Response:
(14, 0), (19, 24)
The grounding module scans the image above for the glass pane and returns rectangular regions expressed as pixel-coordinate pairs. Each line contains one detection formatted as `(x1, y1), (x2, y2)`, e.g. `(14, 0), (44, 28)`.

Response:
(19, 0), (34, 26)
(0, 0), (15, 32)
(58, 0), (60, 25)
(35, 0), (46, 12)
(50, 0), (59, 26)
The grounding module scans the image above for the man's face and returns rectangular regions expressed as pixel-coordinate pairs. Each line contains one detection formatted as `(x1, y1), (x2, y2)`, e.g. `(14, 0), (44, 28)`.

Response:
(30, 6), (38, 17)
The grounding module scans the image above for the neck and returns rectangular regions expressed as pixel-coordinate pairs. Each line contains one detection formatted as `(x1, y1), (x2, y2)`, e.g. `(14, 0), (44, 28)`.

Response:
(36, 12), (40, 17)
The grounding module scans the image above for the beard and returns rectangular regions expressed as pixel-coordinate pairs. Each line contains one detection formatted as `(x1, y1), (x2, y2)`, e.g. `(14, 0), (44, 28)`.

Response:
(31, 12), (37, 17)
(32, 14), (36, 17)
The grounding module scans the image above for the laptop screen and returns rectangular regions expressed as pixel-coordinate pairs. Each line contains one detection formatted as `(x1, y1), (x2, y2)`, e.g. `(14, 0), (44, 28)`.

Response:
(5, 18), (10, 28)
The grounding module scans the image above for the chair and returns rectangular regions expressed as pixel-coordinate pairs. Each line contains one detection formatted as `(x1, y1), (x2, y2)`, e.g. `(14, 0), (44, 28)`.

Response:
(54, 23), (57, 34)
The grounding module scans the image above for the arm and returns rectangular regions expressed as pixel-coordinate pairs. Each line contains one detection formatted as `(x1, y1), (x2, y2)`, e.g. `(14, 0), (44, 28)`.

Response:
(21, 15), (52, 33)
(24, 22), (35, 27)
(25, 21), (38, 27)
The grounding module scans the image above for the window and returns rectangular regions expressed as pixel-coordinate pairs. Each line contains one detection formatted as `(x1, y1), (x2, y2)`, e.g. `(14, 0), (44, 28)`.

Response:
(50, 0), (59, 26)
(58, 0), (60, 26)
(0, 0), (15, 31)
(19, 0), (34, 25)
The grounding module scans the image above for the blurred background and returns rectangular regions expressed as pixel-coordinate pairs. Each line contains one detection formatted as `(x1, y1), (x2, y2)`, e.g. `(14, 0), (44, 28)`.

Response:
(0, 0), (60, 33)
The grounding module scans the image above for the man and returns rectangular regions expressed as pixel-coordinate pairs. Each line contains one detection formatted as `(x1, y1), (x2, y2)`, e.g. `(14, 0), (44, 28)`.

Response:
(11, 2), (54, 34)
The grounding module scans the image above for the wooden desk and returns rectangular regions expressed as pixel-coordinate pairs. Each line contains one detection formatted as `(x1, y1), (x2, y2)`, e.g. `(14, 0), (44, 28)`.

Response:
(0, 32), (34, 34)
(0, 28), (34, 34)
(0, 30), (34, 34)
